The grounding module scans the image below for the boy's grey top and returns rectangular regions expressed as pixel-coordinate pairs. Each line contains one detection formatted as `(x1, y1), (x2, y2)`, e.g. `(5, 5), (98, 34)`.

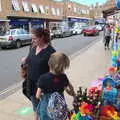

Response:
(104, 26), (111, 37)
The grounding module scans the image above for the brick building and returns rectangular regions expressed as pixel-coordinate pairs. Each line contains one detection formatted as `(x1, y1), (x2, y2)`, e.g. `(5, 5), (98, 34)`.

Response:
(0, 0), (90, 32)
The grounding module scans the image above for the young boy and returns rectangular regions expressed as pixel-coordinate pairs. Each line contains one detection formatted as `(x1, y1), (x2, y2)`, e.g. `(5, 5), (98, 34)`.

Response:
(36, 52), (75, 120)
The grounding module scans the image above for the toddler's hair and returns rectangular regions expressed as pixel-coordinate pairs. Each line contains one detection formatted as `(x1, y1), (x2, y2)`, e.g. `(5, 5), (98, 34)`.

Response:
(48, 52), (70, 74)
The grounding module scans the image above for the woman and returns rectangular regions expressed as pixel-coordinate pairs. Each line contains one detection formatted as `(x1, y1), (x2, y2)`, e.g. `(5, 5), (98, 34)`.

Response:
(21, 27), (56, 120)
(104, 24), (111, 49)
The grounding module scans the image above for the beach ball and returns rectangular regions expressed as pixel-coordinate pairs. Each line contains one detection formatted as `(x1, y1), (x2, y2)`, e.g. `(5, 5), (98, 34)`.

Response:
(112, 56), (117, 62)
(113, 43), (118, 50)
(112, 51), (117, 56)
(112, 62), (116, 67)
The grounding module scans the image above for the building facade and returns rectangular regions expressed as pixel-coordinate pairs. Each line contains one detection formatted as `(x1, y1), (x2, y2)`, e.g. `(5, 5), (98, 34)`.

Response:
(0, 0), (91, 32)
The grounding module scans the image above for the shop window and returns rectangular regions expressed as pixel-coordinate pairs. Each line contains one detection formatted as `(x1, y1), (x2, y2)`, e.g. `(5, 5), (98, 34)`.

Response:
(39, 5), (45, 14)
(22, 1), (29, 12)
(12, 0), (20, 11)
(73, 7), (77, 13)
(87, 10), (89, 14)
(82, 10), (87, 14)
(56, 8), (60, 16)
(31, 4), (38, 13)
(51, 8), (56, 15)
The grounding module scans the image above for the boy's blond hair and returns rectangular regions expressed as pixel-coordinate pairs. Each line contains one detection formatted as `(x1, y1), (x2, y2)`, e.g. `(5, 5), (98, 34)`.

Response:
(48, 52), (70, 74)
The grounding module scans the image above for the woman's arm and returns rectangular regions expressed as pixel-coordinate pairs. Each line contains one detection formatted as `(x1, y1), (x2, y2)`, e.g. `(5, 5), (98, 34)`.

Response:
(36, 88), (41, 99)
(65, 82), (75, 97)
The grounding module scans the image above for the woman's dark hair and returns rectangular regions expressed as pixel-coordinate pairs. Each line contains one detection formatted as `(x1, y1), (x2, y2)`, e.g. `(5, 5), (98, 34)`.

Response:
(31, 27), (50, 44)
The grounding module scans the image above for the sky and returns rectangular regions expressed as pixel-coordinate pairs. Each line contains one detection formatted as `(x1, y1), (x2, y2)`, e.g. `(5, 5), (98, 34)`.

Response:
(54, 0), (107, 6)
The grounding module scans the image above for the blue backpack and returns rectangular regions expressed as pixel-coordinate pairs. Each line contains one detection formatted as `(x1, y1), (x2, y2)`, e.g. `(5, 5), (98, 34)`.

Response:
(47, 92), (68, 120)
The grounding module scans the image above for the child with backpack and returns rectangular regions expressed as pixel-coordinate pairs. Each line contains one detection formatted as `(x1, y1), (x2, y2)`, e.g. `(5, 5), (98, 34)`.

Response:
(36, 52), (75, 120)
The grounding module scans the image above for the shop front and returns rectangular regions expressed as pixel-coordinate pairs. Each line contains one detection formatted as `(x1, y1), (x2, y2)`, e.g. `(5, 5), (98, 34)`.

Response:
(68, 17), (90, 27)
(8, 17), (44, 32)
(0, 19), (9, 35)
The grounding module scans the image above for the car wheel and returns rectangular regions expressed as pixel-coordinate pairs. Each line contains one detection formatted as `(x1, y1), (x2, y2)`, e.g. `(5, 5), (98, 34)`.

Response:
(84, 33), (86, 36)
(16, 40), (22, 48)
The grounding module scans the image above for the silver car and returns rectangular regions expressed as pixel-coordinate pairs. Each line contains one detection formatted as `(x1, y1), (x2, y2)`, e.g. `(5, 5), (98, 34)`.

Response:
(51, 26), (72, 38)
(0, 29), (32, 49)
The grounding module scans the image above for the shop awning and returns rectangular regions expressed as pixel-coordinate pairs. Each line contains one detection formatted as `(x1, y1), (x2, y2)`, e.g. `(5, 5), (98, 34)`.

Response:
(0, 19), (10, 22)
(103, 7), (120, 18)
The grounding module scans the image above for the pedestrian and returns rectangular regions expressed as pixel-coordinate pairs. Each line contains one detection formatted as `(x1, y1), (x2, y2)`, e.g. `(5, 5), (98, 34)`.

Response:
(104, 24), (111, 49)
(36, 52), (75, 120)
(21, 27), (56, 120)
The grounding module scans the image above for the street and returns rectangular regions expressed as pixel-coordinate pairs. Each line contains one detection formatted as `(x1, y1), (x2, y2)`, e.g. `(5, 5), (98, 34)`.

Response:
(0, 32), (103, 94)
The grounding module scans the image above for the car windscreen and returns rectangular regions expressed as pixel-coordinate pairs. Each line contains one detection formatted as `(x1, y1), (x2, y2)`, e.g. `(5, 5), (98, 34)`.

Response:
(87, 26), (96, 30)
(5, 30), (16, 35)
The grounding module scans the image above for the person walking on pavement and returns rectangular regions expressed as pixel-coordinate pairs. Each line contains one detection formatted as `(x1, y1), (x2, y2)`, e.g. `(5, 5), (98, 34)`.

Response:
(21, 27), (56, 120)
(104, 24), (111, 49)
(36, 52), (75, 120)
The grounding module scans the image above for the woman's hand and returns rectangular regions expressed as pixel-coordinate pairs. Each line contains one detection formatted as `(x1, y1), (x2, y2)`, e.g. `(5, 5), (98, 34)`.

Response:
(36, 88), (41, 99)
(65, 82), (76, 97)
(21, 57), (27, 63)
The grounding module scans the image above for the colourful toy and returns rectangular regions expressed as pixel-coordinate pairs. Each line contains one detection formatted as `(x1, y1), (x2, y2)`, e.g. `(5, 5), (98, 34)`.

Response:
(79, 102), (93, 116)
(112, 50), (117, 57)
(91, 77), (103, 89)
(100, 105), (120, 120)
(102, 77), (117, 106)
(70, 113), (78, 120)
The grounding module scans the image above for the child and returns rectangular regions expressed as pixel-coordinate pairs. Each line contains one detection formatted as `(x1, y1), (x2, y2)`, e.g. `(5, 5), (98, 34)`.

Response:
(36, 52), (75, 120)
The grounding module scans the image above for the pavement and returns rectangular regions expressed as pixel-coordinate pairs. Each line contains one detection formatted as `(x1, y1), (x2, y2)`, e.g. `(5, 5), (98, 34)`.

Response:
(0, 38), (111, 120)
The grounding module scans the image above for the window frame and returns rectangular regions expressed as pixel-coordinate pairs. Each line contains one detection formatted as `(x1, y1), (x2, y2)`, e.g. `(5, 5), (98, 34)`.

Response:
(56, 8), (60, 16)
(39, 5), (45, 14)
(12, 0), (20, 11)
(31, 4), (38, 13)
(22, 1), (29, 12)
(0, 0), (2, 12)
(51, 7), (56, 16)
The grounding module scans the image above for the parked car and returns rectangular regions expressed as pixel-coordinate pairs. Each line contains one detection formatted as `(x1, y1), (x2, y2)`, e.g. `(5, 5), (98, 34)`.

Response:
(83, 26), (99, 36)
(0, 29), (32, 49)
(50, 30), (54, 40)
(96, 24), (103, 31)
(51, 26), (71, 38)
(71, 26), (83, 35)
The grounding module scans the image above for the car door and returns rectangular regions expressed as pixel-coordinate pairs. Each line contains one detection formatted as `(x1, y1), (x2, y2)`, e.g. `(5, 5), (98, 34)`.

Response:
(22, 29), (31, 44)
(16, 29), (25, 45)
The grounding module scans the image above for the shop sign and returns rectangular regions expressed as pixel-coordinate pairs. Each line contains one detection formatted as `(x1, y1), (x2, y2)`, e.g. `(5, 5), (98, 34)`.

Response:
(68, 18), (88, 23)
(30, 19), (44, 25)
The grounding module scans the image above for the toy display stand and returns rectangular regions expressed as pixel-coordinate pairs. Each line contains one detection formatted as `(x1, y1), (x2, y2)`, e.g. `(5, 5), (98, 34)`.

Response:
(67, 21), (120, 120)
(67, 77), (120, 120)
